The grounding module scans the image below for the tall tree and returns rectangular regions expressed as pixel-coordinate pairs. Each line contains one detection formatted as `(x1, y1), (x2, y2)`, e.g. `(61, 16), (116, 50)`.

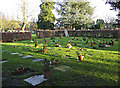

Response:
(96, 19), (105, 30)
(17, 0), (36, 31)
(56, 1), (94, 29)
(105, 0), (119, 28)
(37, 2), (55, 30)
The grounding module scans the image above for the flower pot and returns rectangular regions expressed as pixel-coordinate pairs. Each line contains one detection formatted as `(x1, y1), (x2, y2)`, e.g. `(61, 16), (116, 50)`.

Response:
(42, 49), (46, 54)
(106, 41), (108, 44)
(36, 41), (38, 43)
(74, 37), (75, 39)
(91, 42), (93, 46)
(55, 60), (58, 64)
(78, 55), (83, 61)
(17, 67), (24, 74)
(45, 41), (47, 43)
(69, 41), (72, 43)
(80, 48), (83, 51)
(75, 43), (77, 46)
(35, 44), (37, 48)
(44, 71), (50, 79)
(86, 41), (88, 43)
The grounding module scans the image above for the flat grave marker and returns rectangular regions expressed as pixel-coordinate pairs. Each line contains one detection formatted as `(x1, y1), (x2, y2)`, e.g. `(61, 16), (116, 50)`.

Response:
(54, 65), (70, 72)
(11, 52), (20, 55)
(18, 54), (24, 56)
(24, 75), (47, 86)
(0, 60), (8, 64)
(32, 58), (43, 62)
(22, 55), (34, 58)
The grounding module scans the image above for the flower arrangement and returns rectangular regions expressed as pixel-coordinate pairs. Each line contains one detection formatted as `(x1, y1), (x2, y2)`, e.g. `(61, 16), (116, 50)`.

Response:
(66, 43), (72, 49)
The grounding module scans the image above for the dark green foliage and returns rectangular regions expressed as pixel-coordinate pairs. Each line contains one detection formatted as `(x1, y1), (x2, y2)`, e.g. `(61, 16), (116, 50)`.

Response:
(56, 1), (94, 29)
(37, 2), (55, 30)
(95, 19), (105, 30)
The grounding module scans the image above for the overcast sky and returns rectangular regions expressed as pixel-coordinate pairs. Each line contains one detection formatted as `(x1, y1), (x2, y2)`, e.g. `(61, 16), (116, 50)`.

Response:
(0, 0), (118, 22)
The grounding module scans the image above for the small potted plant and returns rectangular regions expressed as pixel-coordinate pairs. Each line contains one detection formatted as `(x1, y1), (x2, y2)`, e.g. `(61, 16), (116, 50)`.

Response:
(91, 42), (94, 46)
(106, 41), (108, 44)
(35, 43), (37, 48)
(77, 52), (84, 61)
(56, 43), (60, 47)
(36, 41), (38, 43)
(45, 40), (47, 43)
(66, 43), (72, 49)
(55, 60), (59, 64)
(14, 46), (16, 48)
(42, 45), (47, 54)
(32, 38), (34, 41)
(111, 40), (114, 45)
(80, 48), (83, 51)
(60, 33), (63, 39)
(75, 43), (77, 46)
(86, 40), (88, 43)
(43, 58), (50, 79)
(17, 65), (24, 74)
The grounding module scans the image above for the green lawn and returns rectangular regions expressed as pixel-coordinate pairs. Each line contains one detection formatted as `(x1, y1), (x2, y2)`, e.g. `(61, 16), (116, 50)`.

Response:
(1, 34), (120, 86)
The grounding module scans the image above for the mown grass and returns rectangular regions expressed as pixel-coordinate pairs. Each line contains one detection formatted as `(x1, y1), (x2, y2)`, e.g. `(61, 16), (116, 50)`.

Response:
(1, 34), (120, 86)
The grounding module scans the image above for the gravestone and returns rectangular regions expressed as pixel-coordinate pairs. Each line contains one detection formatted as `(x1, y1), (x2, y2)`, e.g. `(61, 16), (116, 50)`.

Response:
(22, 55), (33, 58)
(64, 29), (69, 37)
(32, 58), (43, 62)
(24, 75), (47, 86)
(54, 65), (70, 72)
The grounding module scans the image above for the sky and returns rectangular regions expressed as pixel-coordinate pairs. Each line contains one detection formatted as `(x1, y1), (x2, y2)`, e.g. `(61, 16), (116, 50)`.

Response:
(0, 0), (118, 22)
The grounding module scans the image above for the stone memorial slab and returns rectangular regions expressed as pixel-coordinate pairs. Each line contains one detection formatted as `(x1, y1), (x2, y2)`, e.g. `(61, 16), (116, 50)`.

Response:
(49, 48), (53, 49)
(30, 40), (33, 42)
(105, 45), (110, 47)
(88, 47), (92, 49)
(88, 54), (92, 56)
(32, 59), (43, 62)
(22, 55), (33, 58)
(54, 65), (70, 72)
(53, 54), (58, 56)
(0, 60), (8, 64)
(5, 51), (12, 53)
(11, 52), (20, 55)
(18, 54), (24, 56)
(2, 50), (9, 52)
(64, 29), (69, 37)
(24, 75), (47, 86)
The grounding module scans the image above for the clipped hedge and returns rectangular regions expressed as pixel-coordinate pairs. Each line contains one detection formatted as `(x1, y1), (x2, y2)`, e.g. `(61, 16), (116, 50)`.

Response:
(1, 32), (31, 42)
(36, 30), (120, 38)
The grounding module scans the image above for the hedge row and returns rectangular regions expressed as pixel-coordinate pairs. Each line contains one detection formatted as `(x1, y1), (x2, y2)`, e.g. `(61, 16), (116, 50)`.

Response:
(1, 32), (31, 42)
(36, 30), (120, 38)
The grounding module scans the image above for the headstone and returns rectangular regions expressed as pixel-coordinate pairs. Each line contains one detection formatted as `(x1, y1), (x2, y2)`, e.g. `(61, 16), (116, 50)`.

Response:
(54, 65), (70, 72)
(64, 29), (69, 37)
(48, 48), (53, 49)
(0, 60), (8, 64)
(11, 52), (20, 55)
(2, 50), (9, 52)
(32, 59), (43, 62)
(88, 54), (92, 56)
(18, 54), (24, 56)
(24, 75), (47, 86)
(22, 55), (33, 58)
(30, 40), (33, 42)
